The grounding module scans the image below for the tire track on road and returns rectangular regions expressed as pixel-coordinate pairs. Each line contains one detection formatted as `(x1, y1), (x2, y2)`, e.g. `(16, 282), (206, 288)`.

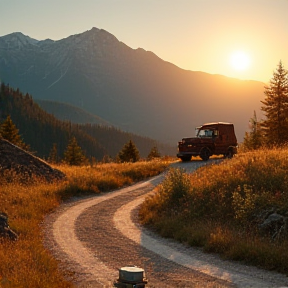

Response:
(49, 178), (160, 287)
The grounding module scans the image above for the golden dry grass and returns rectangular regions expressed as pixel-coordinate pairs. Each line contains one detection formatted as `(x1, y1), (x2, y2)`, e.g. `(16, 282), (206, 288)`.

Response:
(0, 159), (170, 288)
(139, 148), (288, 274)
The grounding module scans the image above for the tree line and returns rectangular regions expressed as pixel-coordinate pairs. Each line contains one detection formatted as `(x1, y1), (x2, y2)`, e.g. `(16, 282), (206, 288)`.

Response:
(243, 61), (288, 149)
(0, 112), (161, 166)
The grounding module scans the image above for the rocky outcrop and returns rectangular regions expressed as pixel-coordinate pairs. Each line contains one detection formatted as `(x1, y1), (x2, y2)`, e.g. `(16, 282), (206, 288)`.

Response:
(0, 139), (65, 182)
(258, 209), (288, 240)
(0, 213), (18, 241)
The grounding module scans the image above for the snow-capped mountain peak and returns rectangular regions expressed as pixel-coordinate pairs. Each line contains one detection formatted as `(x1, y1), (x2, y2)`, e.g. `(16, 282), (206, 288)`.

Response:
(1, 32), (39, 49)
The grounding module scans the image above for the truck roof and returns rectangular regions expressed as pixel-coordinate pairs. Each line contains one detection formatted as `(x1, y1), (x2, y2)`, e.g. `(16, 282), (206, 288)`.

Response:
(202, 122), (233, 126)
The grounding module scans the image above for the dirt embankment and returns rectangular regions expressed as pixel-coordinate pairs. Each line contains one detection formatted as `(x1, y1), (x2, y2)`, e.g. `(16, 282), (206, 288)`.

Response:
(0, 138), (65, 182)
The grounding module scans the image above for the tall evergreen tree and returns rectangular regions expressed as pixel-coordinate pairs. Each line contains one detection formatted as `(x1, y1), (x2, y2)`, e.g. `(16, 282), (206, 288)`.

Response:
(118, 140), (140, 162)
(261, 61), (288, 145)
(48, 143), (59, 164)
(147, 146), (161, 160)
(63, 137), (86, 165)
(0, 115), (29, 150)
(243, 111), (263, 150)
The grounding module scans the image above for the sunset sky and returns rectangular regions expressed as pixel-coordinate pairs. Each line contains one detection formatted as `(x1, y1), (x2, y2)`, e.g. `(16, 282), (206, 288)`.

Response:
(1, 0), (287, 83)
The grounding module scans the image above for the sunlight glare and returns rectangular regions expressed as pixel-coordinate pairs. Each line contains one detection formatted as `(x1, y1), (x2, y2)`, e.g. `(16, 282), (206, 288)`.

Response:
(230, 51), (251, 71)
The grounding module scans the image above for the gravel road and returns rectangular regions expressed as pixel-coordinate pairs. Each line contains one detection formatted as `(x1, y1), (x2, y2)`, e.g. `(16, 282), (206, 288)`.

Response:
(44, 160), (288, 288)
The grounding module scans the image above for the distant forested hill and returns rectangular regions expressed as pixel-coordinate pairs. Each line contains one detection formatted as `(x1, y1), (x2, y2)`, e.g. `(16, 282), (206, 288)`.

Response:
(35, 99), (111, 126)
(0, 83), (175, 160)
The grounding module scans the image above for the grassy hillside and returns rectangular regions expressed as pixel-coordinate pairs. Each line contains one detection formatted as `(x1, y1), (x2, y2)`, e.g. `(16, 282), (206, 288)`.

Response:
(140, 148), (288, 274)
(2, 147), (288, 286)
(0, 160), (170, 288)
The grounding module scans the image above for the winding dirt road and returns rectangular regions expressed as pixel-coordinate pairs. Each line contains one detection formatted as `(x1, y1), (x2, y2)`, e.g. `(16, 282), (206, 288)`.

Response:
(44, 160), (288, 288)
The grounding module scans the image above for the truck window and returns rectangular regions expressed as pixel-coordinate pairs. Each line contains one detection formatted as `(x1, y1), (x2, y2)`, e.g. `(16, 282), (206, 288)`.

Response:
(198, 129), (214, 137)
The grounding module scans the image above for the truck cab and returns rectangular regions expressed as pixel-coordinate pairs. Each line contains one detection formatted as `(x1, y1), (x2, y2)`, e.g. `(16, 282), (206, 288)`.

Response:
(177, 122), (237, 161)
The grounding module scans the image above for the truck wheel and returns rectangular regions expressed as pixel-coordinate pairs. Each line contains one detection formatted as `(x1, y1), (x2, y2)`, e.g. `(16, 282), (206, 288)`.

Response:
(226, 148), (234, 159)
(180, 156), (191, 162)
(200, 148), (210, 161)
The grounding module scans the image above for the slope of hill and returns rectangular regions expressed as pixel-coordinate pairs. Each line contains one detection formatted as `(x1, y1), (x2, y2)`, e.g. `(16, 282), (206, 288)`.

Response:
(34, 101), (174, 156)
(0, 28), (265, 144)
(35, 99), (111, 126)
(0, 84), (174, 160)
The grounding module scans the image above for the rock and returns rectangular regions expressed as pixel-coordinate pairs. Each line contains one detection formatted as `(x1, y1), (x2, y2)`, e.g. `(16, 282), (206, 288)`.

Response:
(258, 211), (288, 240)
(0, 213), (18, 241)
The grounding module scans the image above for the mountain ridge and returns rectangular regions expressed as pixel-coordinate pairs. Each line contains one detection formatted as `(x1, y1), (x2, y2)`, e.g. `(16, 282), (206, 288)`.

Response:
(0, 28), (264, 144)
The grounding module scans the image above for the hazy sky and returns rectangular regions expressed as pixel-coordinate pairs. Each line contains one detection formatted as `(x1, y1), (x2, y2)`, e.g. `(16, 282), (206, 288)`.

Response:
(1, 0), (287, 82)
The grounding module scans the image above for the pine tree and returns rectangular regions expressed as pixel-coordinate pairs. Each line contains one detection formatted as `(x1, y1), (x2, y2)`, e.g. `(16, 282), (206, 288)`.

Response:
(63, 137), (86, 165)
(261, 61), (288, 146)
(147, 146), (161, 160)
(243, 111), (263, 150)
(118, 140), (140, 162)
(0, 115), (29, 150)
(48, 143), (59, 164)
(102, 154), (113, 163)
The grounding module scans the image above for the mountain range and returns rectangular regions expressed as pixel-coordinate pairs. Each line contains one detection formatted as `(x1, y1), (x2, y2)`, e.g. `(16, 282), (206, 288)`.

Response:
(0, 27), (265, 145)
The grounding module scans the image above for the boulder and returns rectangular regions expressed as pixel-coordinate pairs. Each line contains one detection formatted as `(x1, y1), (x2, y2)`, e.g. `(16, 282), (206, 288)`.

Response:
(258, 211), (288, 240)
(0, 213), (18, 241)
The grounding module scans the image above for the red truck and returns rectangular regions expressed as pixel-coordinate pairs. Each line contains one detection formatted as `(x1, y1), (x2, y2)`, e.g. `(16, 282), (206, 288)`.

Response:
(177, 122), (238, 161)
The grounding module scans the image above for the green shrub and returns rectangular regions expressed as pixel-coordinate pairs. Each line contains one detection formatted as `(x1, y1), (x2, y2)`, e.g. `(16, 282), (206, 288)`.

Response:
(159, 168), (191, 212)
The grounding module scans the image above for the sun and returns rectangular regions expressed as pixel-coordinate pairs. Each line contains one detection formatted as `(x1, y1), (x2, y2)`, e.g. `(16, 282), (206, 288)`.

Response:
(229, 51), (251, 71)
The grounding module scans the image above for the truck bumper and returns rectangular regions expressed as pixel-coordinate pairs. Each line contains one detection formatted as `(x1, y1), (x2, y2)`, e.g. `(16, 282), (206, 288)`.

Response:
(177, 152), (198, 158)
